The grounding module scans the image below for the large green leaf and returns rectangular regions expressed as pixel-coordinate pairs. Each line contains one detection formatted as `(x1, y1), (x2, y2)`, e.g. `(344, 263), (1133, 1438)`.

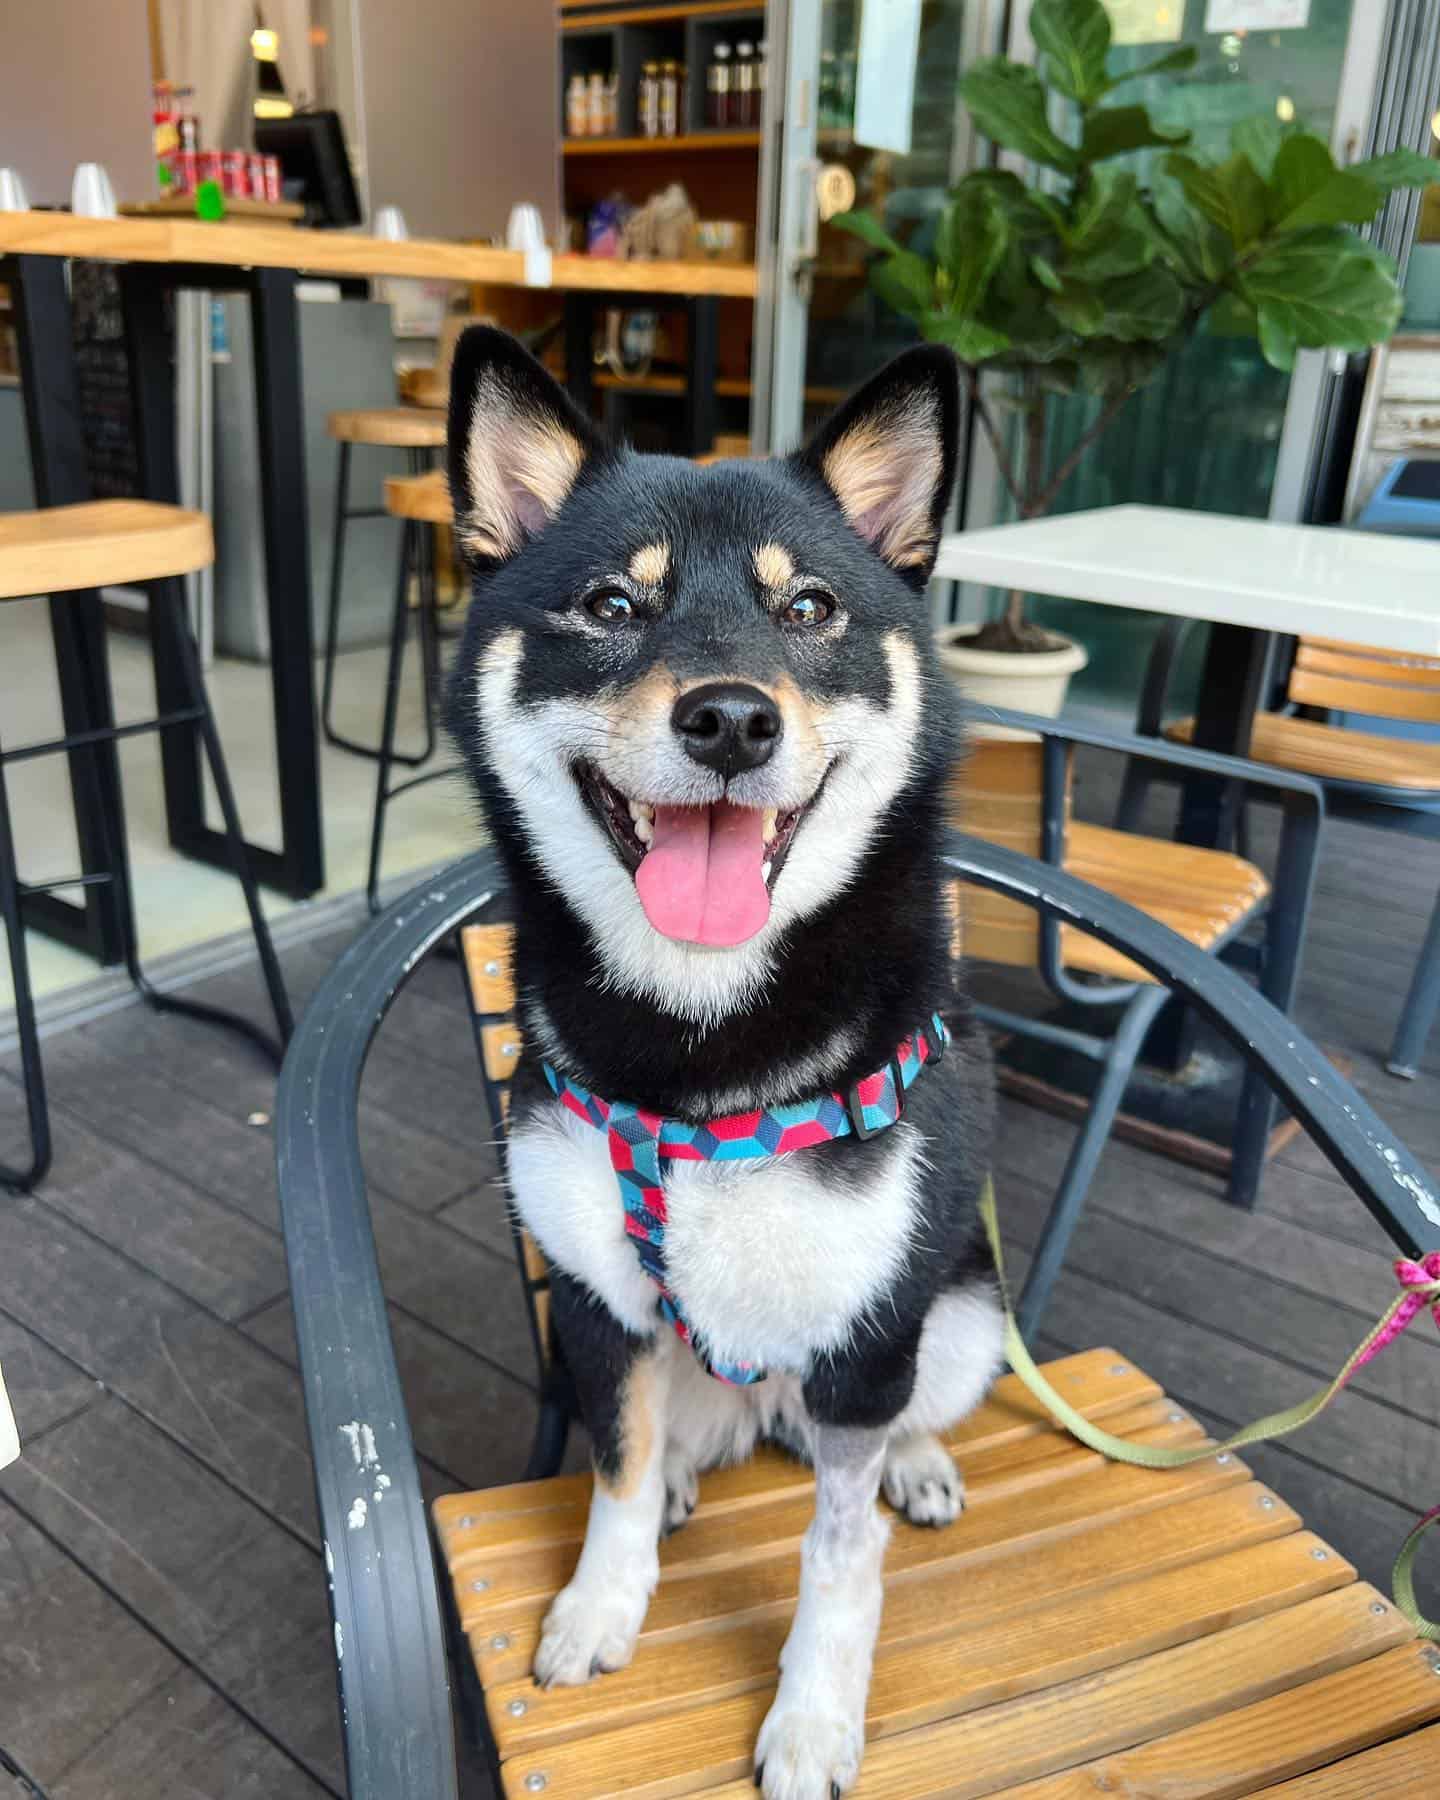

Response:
(828, 210), (905, 258)
(1066, 224), (1153, 280)
(920, 312), (1011, 361)
(935, 184), (1010, 317)
(960, 59), (1079, 171)
(870, 251), (935, 320)
(1049, 282), (1106, 335)
(1267, 133), (1383, 230)
(1256, 305), (1297, 372)
(1065, 169), (1153, 279)
(1348, 148), (1440, 192)
(1149, 177), (1232, 283)
(1030, 0), (1111, 105)
(1230, 114), (1294, 182)
(1073, 338), (1167, 395)
(1030, 253), (1064, 291)
(1238, 230), (1403, 354)
(1093, 264), (1185, 341)
(1165, 150), (1268, 248)
(1104, 45), (1197, 91)
(1205, 291), (1260, 337)
(958, 168), (1067, 237)
(1081, 105), (1188, 164)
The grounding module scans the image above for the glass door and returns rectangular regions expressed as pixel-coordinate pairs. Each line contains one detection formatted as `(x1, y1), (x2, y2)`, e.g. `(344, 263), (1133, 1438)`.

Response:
(757, 0), (1007, 453)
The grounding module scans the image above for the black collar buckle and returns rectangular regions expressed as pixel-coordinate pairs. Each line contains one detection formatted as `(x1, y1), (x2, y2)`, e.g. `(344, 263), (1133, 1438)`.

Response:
(846, 1055), (906, 1141)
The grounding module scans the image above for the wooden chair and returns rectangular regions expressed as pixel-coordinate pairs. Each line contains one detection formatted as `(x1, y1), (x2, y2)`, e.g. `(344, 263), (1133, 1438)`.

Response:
(952, 707), (1323, 1286)
(274, 846), (1440, 1800)
(1124, 625), (1440, 1077)
(0, 500), (291, 1190)
(322, 406), (449, 766)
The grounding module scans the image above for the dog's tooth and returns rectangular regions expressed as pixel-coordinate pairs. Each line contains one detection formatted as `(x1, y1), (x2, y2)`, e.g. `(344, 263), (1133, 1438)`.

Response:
(635, 814), (654, 844)
(762, 859), (773, 884)
(762, 807), (777, 844)
(627, 799), (643, 821)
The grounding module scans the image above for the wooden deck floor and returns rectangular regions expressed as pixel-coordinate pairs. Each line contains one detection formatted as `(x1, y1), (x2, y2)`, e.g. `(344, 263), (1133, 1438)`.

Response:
(2, 754), (1438, 1798)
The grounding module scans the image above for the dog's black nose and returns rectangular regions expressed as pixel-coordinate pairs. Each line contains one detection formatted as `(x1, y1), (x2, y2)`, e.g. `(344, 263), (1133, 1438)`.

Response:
(672, 682), (782, 778)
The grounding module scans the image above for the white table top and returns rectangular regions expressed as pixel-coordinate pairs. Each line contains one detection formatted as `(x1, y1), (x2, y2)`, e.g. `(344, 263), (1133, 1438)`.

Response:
(934, 504), (1440, 655)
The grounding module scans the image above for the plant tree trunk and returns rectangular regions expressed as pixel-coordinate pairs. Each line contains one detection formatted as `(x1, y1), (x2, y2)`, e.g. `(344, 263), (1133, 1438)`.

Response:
(1001, 385), (1051, 640)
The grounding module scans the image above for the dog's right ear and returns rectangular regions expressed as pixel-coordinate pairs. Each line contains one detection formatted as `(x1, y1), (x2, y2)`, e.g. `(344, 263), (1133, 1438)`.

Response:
(447, 326), (603, 563)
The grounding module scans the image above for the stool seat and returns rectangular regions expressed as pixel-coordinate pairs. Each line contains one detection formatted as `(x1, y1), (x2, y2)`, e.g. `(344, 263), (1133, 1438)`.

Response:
(327, 406), (448, 448)
(0, 501), (213, 601)
(385, 469), (454, 525)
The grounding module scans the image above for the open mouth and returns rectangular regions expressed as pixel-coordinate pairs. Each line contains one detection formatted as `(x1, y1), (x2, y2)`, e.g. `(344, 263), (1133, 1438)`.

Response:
(577, 764), (817, 947)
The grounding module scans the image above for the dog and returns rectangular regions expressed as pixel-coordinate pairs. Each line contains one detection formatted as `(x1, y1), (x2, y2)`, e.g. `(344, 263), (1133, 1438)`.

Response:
(447, 327), (1003, 1800)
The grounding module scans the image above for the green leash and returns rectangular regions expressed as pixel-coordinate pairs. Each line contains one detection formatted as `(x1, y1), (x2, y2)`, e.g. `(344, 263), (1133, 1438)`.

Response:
(978, 1177), (1440, 1640)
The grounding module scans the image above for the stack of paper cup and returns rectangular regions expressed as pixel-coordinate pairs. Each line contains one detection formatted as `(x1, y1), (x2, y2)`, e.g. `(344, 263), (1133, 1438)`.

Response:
(373, 205), (409, 241)
(71, 163), (118, 219)
(0, 168), (29, 211)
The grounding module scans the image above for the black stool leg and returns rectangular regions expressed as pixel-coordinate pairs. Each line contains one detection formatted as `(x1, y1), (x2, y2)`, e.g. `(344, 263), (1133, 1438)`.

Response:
(367, 520), (415, 915)
(321, 438), (352, 748)
(0, 735), (52, 1193)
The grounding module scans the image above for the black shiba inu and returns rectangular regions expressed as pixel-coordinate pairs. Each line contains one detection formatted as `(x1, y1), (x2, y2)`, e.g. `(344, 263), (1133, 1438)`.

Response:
(447, 327), (1000, 1800)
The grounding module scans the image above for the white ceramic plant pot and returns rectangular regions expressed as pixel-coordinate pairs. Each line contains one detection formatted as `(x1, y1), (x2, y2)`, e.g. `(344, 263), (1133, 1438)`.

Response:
(935, 622), (1089, 718)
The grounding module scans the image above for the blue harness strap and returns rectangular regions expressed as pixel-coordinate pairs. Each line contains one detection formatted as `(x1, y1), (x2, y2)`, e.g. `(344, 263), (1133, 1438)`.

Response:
(542, 1014), (950, 1383)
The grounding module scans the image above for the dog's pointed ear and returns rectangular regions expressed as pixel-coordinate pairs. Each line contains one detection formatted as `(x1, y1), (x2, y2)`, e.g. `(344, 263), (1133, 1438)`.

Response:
(447, 326), (604, 563)
(794, 346), (959, 586)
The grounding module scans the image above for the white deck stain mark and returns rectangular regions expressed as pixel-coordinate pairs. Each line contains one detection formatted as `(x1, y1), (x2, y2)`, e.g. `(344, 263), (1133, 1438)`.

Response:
(335, 1622), (344, 1662)
(373, 1473), (392, 1502)
(340, 1422), (363, 1466)
(325, 1540), (334, 1574)
(340, 1420), (381, 1469)
(347, 1497), (368, 1531)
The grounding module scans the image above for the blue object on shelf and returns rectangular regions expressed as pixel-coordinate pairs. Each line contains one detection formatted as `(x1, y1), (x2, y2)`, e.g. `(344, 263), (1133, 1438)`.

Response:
(1355, 456), (1440, 537)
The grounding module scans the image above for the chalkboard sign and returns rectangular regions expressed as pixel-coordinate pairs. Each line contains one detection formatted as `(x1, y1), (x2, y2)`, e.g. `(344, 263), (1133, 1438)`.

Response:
(69, 258), (154, 500)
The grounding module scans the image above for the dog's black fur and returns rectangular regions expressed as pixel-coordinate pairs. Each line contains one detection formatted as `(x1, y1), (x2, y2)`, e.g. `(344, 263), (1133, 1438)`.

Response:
(446, 325), (994, 1438)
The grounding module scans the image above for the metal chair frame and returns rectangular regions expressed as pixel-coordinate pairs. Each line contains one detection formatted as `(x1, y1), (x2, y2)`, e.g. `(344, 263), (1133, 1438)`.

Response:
(1119, 619), (1440, 1078)
(274, 836), (1437, 1800)
(2, 578), (292, 1191)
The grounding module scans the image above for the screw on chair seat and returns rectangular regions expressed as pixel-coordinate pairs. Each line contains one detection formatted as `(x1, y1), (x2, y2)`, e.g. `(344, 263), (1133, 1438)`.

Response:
(434, 1345), (1439, 1800)
(385, 468), (454, 526)
(327, 406), (448, 449)
(0, 500), (213, 600)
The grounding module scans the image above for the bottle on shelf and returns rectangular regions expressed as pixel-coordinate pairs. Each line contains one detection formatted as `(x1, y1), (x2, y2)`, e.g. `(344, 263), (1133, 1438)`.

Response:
(605, 71), (620, 135)
(566, 72), (589, 137)
(734, 41), (756, 129)
(639, 60), (661, 138)
(707, 41), (732, 129)
(659, 60), (680, 137)
(586, 70), (608, 137)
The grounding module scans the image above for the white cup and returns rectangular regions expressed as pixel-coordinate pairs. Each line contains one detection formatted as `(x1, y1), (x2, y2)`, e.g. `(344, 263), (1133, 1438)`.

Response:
(0, 167), (30, 211)
(372, 204), (409, 241)
(505, 202), (546, 253)
(71, 161), (117, 219)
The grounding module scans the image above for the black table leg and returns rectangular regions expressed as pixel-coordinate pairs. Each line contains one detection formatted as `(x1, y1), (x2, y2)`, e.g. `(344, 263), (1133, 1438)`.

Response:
(683, 297), (720, 457)
(1176, 622), (1271, 848)
(5, 253), (125, 962)
(564, 294), (596, 420)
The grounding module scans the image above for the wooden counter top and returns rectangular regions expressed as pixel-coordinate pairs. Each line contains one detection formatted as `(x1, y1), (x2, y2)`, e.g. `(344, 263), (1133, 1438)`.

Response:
(0, 209), (758, 299)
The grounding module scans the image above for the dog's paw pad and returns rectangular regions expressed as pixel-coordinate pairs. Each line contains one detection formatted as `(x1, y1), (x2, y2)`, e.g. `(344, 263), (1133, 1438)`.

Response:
(533, 1585), (643, 1688)
(882, 1434), (963, 1527)
(663, 1452), (699, 1535)
(754, 1705), (863, 1800)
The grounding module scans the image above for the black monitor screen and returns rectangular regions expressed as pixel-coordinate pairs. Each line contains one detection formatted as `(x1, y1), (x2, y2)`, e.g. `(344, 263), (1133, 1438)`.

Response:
(255, 111), (361, 229)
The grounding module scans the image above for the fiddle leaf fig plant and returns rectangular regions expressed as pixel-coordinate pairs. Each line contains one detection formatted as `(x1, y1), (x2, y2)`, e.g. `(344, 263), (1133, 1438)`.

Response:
(834, 0), (1438, 650)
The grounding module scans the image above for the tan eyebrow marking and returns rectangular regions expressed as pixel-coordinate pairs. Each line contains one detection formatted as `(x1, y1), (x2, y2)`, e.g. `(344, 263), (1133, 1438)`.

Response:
(753, 542), (795, 590)
(628, 542), (670, 586)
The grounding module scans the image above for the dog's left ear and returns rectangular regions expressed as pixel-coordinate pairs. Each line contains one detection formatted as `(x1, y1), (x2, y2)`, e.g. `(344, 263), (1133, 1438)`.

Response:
(794, 345), (959, 586)
(447, 325), (605, 563)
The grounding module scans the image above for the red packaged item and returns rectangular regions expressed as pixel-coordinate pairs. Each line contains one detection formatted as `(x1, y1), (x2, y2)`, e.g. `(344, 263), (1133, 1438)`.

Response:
(221, 151), (250, 198)
(197, 150), (223, 188)
(172, 149), (198, 195)
(263, 155), (281, 203)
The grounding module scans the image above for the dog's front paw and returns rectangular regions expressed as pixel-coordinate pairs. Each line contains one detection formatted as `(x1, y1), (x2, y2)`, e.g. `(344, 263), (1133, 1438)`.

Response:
(754, 1701), (864, 1800)
(533, 1581), (646, 1687)
(663, 1449), (699, 1534)
(882, 1432), (963, 1527)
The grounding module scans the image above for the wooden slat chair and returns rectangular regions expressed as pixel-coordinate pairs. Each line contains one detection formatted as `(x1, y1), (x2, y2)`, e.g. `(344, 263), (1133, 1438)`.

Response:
(274, 847), (1440, 1800)
(949, 707), (1323, 1295)
(1124, 626), (1440, 1078)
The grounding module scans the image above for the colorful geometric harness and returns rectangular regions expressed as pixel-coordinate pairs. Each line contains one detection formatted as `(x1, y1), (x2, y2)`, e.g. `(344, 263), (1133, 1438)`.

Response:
(542, 1014), (950, 1385)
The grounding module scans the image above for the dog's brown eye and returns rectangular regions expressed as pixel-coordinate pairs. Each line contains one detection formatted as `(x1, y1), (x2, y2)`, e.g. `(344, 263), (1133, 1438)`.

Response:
(782, 592), (834, 628)
(587, 589), (634, 624)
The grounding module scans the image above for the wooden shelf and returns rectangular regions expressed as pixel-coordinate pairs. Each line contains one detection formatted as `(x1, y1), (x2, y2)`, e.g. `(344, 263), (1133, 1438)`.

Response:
(562, 1), (760, 29)
(563, 131), (761, 156)
(594, 370), (845, 405)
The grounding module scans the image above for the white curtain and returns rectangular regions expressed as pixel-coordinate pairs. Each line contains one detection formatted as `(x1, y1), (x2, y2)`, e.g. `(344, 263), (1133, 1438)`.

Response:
(155, 0), (316, 147)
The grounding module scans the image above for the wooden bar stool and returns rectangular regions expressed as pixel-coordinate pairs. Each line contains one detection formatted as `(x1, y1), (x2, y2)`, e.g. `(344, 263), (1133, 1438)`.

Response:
(322, 407), (448, 766)
(0, 500), (292, 1191)
(365, 469), (459, 912)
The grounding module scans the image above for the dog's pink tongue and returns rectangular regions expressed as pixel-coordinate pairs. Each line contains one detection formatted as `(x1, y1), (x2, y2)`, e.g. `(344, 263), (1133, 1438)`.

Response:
(635, 801), (770, 946)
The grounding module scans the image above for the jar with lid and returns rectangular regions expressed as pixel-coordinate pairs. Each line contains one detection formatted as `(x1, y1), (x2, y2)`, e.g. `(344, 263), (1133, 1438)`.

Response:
(566, 72), (588, 138)
(707, 41), (732, 128)
(639, 61), (661, 137)
(734, 41), (756, 128)
(659, 60), (680, 137)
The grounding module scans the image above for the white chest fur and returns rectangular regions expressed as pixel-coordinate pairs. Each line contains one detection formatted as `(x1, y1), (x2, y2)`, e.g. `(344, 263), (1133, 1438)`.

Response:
(505, 1101), (924, 1373)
